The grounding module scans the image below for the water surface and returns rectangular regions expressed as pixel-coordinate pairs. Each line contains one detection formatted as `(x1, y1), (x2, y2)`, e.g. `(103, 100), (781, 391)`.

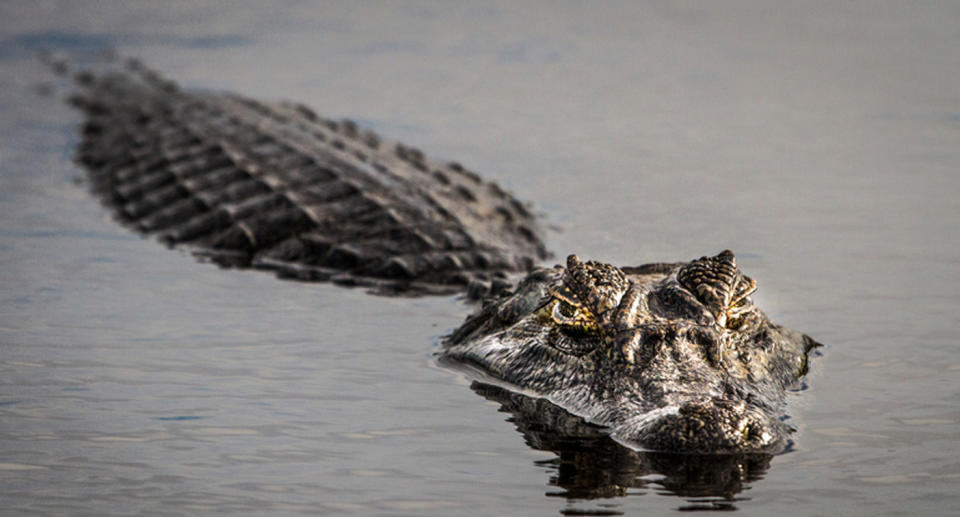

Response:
(1, 2), (958, 515)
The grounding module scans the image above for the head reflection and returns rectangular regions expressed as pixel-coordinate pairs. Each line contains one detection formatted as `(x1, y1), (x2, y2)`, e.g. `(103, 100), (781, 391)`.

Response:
(471, 381), (775, 511)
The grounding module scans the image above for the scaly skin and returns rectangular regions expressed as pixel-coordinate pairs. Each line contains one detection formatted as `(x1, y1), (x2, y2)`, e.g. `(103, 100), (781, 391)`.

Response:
(60, 57), (548, 296)
(443, 251), (817, 453)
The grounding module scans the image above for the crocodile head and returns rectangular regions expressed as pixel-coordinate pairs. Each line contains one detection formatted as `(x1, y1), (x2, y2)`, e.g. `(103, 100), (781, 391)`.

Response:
(442, 250), (816, 453)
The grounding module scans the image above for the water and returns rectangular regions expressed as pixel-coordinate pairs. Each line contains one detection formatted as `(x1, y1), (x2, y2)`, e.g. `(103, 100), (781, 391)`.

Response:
(1, 1), (958, 515)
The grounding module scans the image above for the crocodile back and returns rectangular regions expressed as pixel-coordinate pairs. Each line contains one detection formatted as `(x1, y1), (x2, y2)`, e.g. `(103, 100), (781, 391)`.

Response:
(66, 59), (549, 295)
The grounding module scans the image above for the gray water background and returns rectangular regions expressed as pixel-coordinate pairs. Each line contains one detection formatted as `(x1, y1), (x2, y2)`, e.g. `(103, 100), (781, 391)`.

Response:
(1, 1), (958, 515)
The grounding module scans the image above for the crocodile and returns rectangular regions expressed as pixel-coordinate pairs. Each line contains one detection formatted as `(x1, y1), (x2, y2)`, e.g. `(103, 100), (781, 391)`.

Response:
(52, 56), (817, 454)
(443, 252), (817, 452)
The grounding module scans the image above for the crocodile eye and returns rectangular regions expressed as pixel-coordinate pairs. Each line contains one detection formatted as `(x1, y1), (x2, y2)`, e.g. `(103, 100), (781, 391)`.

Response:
(545, 299), (600, 355)
(549, 299), (600, 337)
(552, 299), (581, 322)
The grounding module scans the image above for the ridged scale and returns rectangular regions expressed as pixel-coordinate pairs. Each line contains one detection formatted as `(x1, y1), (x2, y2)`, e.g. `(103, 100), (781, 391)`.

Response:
(67, 60), (549, 295)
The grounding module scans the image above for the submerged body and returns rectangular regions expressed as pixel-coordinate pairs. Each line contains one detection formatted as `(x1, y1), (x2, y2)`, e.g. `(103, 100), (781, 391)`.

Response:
(56, 57), (816, 453)
(444, 251), (816, 452)
(63, 58), (547, 296)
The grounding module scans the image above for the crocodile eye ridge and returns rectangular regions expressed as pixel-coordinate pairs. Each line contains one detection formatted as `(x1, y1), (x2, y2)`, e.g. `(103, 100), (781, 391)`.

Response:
(677, 250), (758, 327)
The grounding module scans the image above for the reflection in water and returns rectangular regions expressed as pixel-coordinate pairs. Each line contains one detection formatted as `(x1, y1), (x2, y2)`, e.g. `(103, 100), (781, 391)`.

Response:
(471, 382), (774, 512)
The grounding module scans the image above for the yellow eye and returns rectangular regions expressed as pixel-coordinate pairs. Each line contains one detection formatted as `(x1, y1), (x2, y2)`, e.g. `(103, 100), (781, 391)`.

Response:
(544, 297), (601, 355)
(549, 299), (600, 336)
(552, 299), (580, 322)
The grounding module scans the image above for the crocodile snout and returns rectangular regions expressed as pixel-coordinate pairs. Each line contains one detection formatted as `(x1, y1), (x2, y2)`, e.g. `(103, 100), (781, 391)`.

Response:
(627, 400), (785, 453)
